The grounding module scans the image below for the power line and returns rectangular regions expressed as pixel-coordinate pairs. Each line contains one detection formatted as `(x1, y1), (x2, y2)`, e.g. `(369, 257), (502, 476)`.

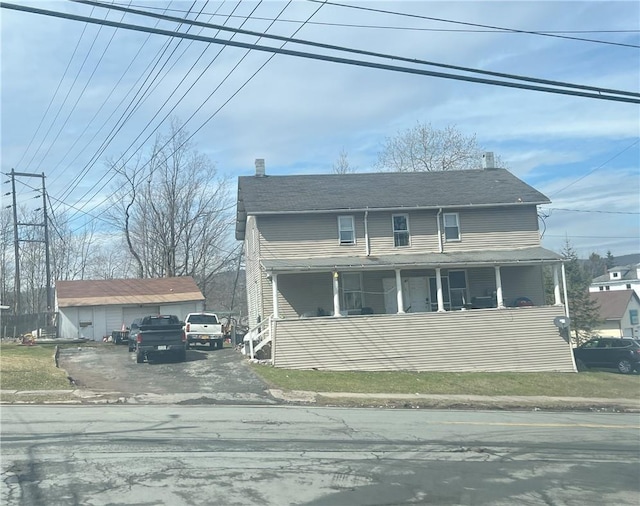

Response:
(62, 0), (261, 220)
(12, 6), (94, 171)
(19, 6), (110, 173)
(55, 0), (209, 204)
(307, 0), (640, 49)
(2, 2), (638, 104)
(111, 2), (640, 36)
(543, 207), (640, 215)
(72, 0), (640, 99)
(67, 0), (326, 230)
(551, 140), (640, 196)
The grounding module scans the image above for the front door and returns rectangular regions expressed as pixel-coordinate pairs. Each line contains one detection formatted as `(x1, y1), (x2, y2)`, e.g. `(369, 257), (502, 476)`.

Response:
(382, 277), (429, 313)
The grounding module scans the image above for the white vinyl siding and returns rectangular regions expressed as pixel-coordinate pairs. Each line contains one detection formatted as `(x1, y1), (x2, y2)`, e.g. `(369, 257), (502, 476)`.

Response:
(245, 216), (263, 327)
(254, 206), (541, 259)
(272, 306), (574, 372)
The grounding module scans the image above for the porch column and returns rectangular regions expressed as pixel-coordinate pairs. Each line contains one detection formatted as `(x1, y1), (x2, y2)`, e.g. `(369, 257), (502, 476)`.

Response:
(436, 268), (445, 312)
(271, 273), (279, 318)
(494, 266), (505, 308)
(561, 263), (570, 318)
(332, 271), (341, 316)
(553, 264), (562, 305)
(395, 269), (405, 314)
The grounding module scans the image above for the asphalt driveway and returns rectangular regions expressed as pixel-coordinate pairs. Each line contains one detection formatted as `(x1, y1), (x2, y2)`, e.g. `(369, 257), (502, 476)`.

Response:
(57, 343), (277, 405)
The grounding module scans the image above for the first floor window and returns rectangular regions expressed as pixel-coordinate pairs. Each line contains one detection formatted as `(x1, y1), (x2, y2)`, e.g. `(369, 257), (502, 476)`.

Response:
(392, 214), (410, 247)
(338, 215), (355, 245)
(630, 309), (639, 325)
(448, 270), (468, 308)
(443, 213), (460, 241)
(342, 273), (363, 312)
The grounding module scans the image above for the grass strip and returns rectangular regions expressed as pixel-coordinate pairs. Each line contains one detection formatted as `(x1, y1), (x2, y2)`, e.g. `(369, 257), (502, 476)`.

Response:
(250, 366), (640, 399)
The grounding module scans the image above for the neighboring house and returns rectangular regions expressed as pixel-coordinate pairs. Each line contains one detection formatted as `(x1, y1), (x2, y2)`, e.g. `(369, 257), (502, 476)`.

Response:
(55, 277), (205, 340)
(589, 264), (640, 299)
(235, 159), (575, 372)
(589, 290), (640, 339)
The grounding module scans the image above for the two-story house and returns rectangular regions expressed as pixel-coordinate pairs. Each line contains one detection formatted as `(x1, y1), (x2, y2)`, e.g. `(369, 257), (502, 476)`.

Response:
(589, 264), (640, 299)
(235, 160), (575, 372)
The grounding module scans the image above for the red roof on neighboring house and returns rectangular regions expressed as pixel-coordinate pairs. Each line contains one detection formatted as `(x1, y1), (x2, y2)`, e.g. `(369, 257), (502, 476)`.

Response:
(55, 277), (204, 308)
(589, 290), (639, 321)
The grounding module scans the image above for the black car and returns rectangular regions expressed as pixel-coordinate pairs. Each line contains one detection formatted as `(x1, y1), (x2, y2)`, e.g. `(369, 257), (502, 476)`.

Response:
(573, 337), (640, 374)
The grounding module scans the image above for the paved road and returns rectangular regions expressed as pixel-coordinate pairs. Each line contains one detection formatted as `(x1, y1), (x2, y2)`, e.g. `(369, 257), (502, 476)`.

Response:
(58, 343), (275, 404)
(1, 405), (638, 506)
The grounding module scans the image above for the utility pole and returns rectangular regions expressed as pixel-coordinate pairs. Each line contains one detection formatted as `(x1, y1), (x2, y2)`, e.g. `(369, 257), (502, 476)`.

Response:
(10, 170), (20, 315)
(6, 170), (52, 319)
(41, 173), (52, 316)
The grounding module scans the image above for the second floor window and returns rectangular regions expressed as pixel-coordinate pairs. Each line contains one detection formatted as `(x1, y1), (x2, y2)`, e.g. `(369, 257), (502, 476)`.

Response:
(443, 213), (460, 241)
(393, 214), (410, 247)
(630, 309), (639, 325)
(338, 215), (355, 245)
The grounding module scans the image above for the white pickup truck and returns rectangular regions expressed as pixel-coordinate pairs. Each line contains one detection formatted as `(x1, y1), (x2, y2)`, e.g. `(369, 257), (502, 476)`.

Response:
(183, 312), (225, 349)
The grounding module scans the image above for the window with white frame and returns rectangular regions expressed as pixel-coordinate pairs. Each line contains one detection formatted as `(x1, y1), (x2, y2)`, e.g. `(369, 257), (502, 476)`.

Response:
(392, 214), (410, 247)
(341, 273), (363, 312)
(443, 213), (460, 241)
(338, 215), (355, 245)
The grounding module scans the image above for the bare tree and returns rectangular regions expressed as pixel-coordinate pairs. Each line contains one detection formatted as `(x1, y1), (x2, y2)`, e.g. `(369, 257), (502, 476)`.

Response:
(49, 211), (98, 281)
(376, 122), (484, 172)
(0, 208), (14, 308)
(16, 209), (47, 313)
(108, 120), (237, 287)
(331, 148), (358, 174)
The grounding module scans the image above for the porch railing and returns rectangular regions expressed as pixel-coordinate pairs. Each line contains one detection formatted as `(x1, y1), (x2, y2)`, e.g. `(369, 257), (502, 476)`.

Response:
(243, 315), (273, 361)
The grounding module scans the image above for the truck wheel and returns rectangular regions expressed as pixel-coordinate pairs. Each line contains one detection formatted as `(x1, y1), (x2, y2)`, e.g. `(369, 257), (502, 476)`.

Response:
(177, 350), (187, 362)
(136, 352), (144, 364)
(217, 340), (224, 349)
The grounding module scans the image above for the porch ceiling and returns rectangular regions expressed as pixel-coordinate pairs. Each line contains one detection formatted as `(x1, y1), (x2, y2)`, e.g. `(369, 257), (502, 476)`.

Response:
(262, 246), (562, 272)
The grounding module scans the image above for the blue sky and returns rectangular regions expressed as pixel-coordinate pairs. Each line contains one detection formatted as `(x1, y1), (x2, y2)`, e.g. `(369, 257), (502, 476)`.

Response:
(1, 0), (639, 258)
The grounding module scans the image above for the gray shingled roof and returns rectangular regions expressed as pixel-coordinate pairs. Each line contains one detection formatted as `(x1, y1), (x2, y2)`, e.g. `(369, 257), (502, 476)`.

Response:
(261, 246), (561, 272)
(236, 169), (549, 239)
(591, 265), (639, 284)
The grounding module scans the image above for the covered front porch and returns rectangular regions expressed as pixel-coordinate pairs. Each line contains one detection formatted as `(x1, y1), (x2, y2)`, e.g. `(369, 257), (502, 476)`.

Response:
(262, 247), (567, 320)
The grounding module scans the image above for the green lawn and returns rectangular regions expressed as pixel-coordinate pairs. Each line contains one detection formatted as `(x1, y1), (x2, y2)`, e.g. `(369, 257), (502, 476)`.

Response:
(0, 342), (72, 391)
(250, 366), (640, 399)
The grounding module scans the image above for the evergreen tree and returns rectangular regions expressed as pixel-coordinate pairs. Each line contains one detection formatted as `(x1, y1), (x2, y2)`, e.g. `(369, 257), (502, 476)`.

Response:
(605, 250), (616, 270)
(585, 252), (606, 279)
(561, 241), (601, 345)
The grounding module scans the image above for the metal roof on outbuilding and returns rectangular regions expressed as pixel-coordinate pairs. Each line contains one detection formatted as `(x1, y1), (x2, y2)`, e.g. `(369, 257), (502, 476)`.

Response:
(55, 276), (205, 308)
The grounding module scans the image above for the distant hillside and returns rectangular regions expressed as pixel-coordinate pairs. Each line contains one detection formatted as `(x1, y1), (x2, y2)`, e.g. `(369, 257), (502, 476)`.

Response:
(613, 253), (640, 266)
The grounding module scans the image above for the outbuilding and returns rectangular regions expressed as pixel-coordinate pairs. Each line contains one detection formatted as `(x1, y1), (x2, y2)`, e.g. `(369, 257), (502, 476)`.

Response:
(55, 277), (205, 340)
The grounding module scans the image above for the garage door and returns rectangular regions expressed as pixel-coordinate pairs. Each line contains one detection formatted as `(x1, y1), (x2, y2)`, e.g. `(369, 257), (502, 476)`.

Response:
(106, 307), (124, 333)
(123, 306), (160, 327)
